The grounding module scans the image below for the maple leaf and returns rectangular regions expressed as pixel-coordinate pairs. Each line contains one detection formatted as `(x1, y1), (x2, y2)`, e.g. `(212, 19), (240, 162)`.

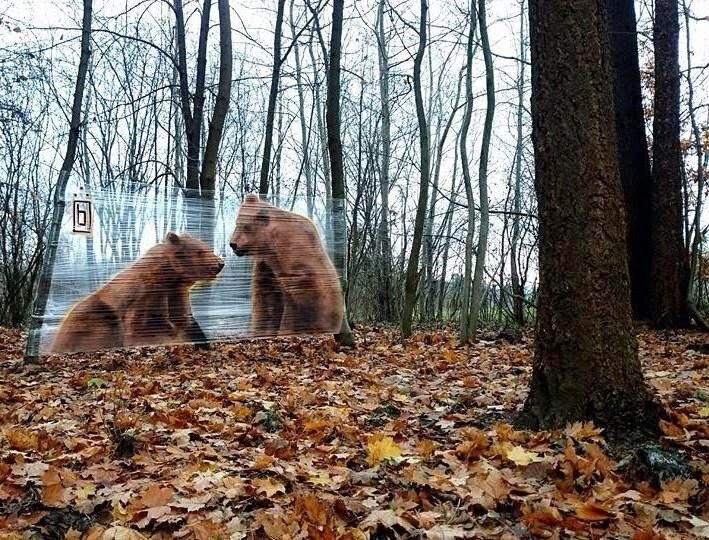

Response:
(659, 419), (685, 438)
(102, 526), (148, 539)
(184, 518), (227, 540)
(564, 421), (603, 441)
(574, 502), (616, 522)
(294, 493), (329, 526)
(139, 484), (174, 508)
(456, 427), (489, 460)
(658, 478), (699, 504)
(365, 434), (401, 465)
(41, 467), (68, 507)
(360, 509), (414, 533)
(254, 508), (296, 538)
(252, 477), (286, 498)
(425, 524), (470, 539)
(3, 427), (38, 451)
(504, 444), (539, 466)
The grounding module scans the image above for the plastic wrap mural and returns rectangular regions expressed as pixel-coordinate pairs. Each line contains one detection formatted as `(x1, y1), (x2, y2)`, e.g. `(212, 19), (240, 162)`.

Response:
(25, 187), (345, 356)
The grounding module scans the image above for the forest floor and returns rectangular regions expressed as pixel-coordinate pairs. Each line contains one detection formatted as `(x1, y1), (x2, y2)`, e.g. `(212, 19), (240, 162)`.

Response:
(0, 326), (707, 539)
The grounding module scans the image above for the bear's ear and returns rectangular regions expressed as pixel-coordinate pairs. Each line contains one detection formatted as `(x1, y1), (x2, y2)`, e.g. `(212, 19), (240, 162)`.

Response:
(245, 193), (260, 203)
(256, 209), (270, 226)
(165, 231), (181, 245)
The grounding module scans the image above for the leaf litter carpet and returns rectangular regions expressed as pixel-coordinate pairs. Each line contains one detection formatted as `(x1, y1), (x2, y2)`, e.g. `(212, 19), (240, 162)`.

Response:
(0, 327), (706, 539)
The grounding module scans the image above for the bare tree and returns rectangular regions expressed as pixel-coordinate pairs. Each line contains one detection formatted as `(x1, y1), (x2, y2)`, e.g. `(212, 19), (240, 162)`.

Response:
(291, 0), (315, 216)
(401, 0), (430, 337)
(200, 0), (233, 194)
(25, 0), (93, 361)
(174, 0), (211, 192)
(376, 0), (394, 322)
(259, 0), (287, 195)
(509, 0), (526, 326)
(459, 2), (477, 344)
(468, 0), (495, 339)
(326, 0), (355, 346)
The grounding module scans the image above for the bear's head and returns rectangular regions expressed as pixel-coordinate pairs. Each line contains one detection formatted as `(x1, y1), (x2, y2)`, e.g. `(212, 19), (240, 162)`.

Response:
(229, 193), (272, 257)
(164, 232), (224, 281)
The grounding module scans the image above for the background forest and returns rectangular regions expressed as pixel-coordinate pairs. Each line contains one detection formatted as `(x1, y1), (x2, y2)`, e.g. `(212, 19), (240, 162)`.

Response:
(2, 0), (706, 334)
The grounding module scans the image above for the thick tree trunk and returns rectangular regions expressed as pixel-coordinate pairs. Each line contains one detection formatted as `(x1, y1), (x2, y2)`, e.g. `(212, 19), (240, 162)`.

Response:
(200, 0), (232, 195)
(326, 0), (355, 346)
(401, 0), (430, 337)
(468, 0), (495, 340)
(650, 0), (689, 328)
(259, 0), (287, 195)
(519, 0), (660, 439)
(605, 0), (653, 320)
(25, 0), (93, 362)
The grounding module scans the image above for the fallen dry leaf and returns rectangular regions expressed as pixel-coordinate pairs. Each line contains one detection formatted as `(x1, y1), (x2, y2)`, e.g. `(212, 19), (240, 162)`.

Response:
(365, 434), (401, 465)
(252, 477), (286, 498)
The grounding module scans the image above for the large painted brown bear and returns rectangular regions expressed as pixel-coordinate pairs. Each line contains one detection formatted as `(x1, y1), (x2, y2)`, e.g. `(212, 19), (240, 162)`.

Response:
(50, 232), (224, 353)
(229, 194), (343, 336)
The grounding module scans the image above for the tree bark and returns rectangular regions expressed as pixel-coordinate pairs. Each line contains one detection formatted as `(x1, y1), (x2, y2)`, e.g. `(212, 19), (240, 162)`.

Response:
(259, 0), (287, 195)
(518, 0), (660, 439)
(682, 0), (708, 329)
(650, 0), (689, 328)
(174, 0), (211, 192)
(424, 68), (462, 322)
(25, 0), (93, 361)
(401, 0), (430, 337)
(291, 0), (315, 218)
(200, 0), (233, 195)
(468, 0), (495, 340)
(605, 0), (653, 320)
(376, 0), (394, 323)
(326, 0), (355, 346)
(510, 0), (526, 327)
(459, 3), (477, 344)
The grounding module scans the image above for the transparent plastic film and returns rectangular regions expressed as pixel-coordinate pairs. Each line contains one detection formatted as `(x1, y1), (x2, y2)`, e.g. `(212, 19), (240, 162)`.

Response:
(27, 187), (345, 356)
